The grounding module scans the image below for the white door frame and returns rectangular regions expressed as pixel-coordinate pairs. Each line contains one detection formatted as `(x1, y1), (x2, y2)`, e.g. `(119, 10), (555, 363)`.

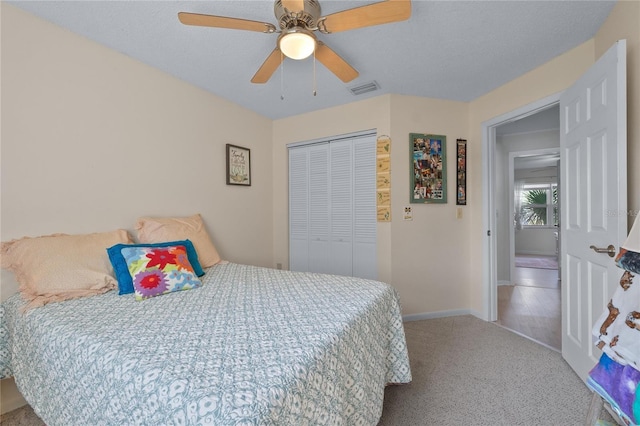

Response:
(482, 92), (561, 321)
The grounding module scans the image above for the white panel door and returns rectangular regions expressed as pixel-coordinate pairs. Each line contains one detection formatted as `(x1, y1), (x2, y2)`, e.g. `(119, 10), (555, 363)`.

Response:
(561, 40), (627, 381)
(288, 147), (309, 272)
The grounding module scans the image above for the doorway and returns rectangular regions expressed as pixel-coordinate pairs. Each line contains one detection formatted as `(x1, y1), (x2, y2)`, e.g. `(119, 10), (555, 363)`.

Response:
(481, 95), (561, 345)
(495, 129), (561, 349)
(482, 40), (627, 381)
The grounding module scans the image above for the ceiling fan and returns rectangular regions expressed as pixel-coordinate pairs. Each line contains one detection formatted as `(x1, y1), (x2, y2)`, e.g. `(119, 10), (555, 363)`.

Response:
(178, 0), (411, 84)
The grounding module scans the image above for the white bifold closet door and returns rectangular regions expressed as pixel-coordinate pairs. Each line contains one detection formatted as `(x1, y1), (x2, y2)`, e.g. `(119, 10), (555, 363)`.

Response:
(288, 133), (377, 280)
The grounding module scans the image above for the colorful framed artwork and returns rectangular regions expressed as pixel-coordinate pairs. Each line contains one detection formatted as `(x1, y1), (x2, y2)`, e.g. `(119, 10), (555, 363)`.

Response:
(456, 139), (467, 205)
(410, 133), (447, 203)
(226, 144), (251, 186)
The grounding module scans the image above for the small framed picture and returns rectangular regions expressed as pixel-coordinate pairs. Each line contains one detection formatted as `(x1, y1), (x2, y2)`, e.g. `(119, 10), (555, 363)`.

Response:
(226, 144), (251, 186)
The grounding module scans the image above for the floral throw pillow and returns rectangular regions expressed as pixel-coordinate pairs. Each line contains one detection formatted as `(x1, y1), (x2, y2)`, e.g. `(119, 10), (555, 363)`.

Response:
(107, 240), (205, 296)
(122, 245), (202, 301)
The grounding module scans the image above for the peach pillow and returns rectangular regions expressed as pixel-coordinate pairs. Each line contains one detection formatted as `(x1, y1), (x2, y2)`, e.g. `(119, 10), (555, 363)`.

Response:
(135, 214), (221, 267)
(1, 230), (133, 310)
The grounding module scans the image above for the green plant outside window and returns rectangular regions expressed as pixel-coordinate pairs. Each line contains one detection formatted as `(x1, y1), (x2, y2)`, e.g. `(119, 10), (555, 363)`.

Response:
(520, 184), (557, 227)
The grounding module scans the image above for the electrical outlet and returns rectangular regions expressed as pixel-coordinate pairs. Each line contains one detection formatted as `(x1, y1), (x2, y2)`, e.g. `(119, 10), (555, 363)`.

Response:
(276, 263), (282, 270)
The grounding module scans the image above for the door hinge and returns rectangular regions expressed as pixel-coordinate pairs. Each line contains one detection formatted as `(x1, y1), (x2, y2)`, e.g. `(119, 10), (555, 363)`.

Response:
(487, 230), (491, 236)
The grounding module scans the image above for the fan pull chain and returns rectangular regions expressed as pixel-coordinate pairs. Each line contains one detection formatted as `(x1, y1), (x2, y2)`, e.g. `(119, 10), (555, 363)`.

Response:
(313, 50), (317, 96)
(280, 51), (285, 100)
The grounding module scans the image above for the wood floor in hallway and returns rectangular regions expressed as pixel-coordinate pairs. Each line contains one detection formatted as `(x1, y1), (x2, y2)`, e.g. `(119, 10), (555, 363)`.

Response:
(496, 264), (561, 350)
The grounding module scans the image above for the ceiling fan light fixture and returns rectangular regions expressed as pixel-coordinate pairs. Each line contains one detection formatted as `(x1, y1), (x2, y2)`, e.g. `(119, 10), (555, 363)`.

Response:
(278, 27), (316, 60)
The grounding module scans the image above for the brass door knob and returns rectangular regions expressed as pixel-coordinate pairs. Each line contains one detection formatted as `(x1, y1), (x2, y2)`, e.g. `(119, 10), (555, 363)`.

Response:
(589, 244), (616, 258)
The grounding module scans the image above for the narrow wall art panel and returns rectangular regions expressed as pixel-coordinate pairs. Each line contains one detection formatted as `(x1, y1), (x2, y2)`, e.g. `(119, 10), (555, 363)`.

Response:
(376, 135), (392, 221)
(456, 139), (467, 205)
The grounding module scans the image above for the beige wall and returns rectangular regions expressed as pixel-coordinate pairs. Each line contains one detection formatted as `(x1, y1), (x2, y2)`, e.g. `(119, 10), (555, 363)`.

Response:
(388, 95), (470, 315)
(1, 4), (274, 412)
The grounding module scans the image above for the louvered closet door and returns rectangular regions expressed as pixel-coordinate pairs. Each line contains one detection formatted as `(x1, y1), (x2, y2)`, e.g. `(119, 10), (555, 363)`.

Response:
(352, 135), (377, 280)
(288, 147), (309, 272)
(307, 144), (330, 273)
(330, 140), (354, 276)
(288, 133), (376, 279)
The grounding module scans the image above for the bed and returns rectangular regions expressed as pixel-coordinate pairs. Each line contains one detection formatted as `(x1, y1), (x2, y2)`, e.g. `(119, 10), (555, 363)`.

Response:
(1, 262), (411, 425)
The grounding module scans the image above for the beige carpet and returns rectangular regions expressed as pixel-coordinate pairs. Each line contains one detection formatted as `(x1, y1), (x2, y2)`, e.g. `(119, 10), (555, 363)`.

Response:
(378, 315), (608, 425)
(1, 315), (613, 425)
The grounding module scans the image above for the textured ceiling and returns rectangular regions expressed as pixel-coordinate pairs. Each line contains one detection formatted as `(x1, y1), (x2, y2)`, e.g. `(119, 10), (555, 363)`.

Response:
(9, 0), (616, 120)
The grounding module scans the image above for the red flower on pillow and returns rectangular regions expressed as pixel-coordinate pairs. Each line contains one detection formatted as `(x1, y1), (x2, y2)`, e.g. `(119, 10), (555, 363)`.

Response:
(145, 249), (177, 269)
(134, 270), (168, 298)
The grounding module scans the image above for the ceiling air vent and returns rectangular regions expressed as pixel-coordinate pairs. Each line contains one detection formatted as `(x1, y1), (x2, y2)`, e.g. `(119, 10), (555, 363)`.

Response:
(348, 81), (380, 96)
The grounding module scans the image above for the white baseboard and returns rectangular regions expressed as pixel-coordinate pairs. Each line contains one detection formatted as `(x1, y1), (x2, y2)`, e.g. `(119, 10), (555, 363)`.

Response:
(469, 309), (486, 321)
(403, 309), (472, 322)
(497, 280), (512, 286)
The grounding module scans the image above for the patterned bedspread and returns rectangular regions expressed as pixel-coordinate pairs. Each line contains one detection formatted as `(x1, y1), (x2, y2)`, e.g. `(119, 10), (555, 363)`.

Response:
(1, 263), (411, 425)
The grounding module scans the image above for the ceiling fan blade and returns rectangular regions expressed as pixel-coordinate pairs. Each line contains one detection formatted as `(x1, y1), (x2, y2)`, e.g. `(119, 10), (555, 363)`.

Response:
(281, 0), (305, 12)
(178, 12), (276, 33)
(320, 0), (411, 33)
(315, 42), (359, 83)
(251, 48), (284, 84)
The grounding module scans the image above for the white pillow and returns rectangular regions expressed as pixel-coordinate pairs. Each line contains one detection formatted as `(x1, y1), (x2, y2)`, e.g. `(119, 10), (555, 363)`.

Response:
(135, 214), (221, 268)
(1, 230), (133, 309)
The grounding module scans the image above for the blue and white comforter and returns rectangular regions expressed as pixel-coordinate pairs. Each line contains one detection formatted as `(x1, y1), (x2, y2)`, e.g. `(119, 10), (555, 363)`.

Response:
(1, 263), (411, 425)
